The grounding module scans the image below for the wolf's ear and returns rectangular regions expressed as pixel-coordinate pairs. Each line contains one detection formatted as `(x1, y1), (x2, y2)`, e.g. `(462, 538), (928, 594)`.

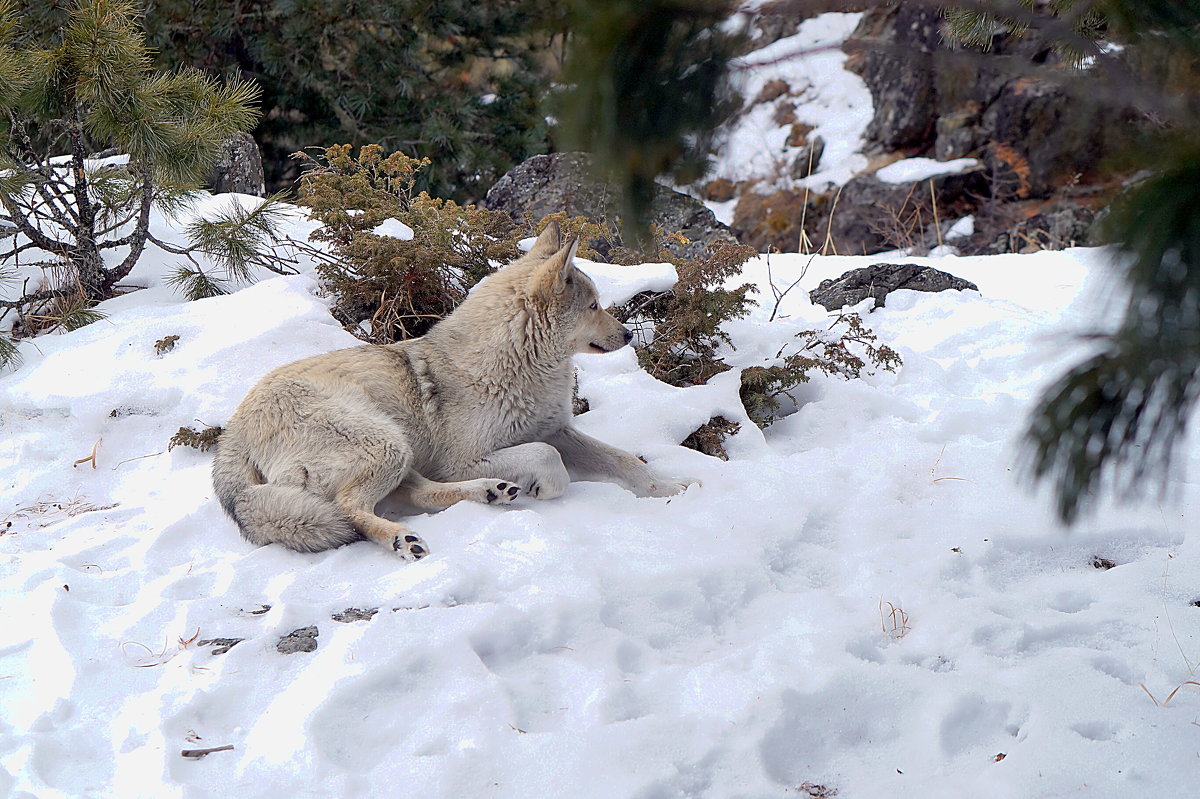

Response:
(529, 237), (580, 299)
(526, 220), (562, 260)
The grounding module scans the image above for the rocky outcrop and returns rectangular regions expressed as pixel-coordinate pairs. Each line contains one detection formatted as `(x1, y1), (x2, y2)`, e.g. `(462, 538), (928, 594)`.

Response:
(810, 263), (979, 311)
(828, 167), (988, 256)
(824, 7), (1145, 255)
(846, 5), (1143, 193)
(485, 152), (739, 260)
(749, 0), (875, 48)
(844, 6), (945, 151)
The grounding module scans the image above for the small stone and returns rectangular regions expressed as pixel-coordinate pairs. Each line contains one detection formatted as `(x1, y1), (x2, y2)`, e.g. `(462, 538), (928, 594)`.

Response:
(197, 637), (244, 656)
(331, 608), (379, 623)
(276, 626), (319, 654)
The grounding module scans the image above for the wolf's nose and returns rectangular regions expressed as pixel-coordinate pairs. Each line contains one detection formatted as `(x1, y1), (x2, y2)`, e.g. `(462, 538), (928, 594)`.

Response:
(623, 328), (633, 344)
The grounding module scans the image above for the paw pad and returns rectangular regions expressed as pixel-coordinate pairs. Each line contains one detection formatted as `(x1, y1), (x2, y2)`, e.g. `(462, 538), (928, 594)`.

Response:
(393, 534), (428, 560)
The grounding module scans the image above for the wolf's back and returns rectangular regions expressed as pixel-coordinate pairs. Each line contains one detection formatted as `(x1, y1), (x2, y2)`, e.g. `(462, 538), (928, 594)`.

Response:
(212, 437), (360, 552)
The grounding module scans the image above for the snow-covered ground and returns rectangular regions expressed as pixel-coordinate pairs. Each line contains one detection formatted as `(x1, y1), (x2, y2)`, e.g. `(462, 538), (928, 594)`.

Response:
(3, 212), (1199, 797)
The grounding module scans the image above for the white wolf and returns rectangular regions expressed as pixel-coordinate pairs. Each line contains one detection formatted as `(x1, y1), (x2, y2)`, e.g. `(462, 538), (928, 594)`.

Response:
(212, 222), (694, 559)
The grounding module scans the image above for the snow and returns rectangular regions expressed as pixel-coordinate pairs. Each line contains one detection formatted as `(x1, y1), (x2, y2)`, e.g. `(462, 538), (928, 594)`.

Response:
(370, 219), (415, 241)
(710, 13), (872, 193)
(875, 157), (982, 185)
(946, 215), (976, 240)
(3, 205), (1199, 797)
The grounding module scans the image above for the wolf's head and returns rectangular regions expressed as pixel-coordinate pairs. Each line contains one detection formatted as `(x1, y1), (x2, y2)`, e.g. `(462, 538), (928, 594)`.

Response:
(526, 226), (632, 356)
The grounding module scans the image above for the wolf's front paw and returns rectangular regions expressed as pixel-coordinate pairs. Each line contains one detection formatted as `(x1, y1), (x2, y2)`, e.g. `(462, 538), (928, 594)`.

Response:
(393, 533), (428, 561)
(645, 477), (700, 498)
(480, 480), (522, 504)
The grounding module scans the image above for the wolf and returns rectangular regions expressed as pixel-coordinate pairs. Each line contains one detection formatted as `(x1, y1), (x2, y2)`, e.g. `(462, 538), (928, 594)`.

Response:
(212, 221), (694, 559)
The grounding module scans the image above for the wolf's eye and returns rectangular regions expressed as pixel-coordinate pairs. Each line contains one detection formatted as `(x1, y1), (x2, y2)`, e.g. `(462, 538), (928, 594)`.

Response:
(590, 301), (599, 310)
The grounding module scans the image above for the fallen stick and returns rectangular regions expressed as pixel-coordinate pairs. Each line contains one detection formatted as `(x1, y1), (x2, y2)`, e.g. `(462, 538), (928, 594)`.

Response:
(181, 745), (234, 759)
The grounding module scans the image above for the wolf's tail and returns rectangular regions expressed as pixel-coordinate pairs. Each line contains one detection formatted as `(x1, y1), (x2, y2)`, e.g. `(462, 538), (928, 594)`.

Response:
(211, 441), (359, 553)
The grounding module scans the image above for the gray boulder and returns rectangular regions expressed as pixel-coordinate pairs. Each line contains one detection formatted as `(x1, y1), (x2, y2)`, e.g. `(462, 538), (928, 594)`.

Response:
(810, 263), (979, 311)
(845, 6), (945, 151)
(207, 132), (266, 197)
(485, 152), (738, 260)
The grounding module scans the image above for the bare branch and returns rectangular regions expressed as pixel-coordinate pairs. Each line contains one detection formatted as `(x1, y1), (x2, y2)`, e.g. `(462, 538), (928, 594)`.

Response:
(0, 284), (77, 311)
(105, 164), (156, 286)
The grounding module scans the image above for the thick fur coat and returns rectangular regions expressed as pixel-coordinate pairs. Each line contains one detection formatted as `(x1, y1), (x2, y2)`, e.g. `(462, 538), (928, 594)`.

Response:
(212, 222), (693, 558)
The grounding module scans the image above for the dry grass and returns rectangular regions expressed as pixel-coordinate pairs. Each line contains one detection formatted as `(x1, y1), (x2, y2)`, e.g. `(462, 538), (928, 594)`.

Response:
(820, 184), (844, 256)
(121, 629), (202, 668)
(167, 424), (224, 452)
(1138, 680), (1200, 707)
(930, 445), (969, 485)
(2, 492), (118, 532)
(72, 438), (100, 469)
(1137, 553), (1200, 707)
(879, 599), (911, 639)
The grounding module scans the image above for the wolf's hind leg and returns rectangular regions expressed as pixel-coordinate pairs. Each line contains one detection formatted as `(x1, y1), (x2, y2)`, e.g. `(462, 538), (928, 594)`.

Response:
(337, 483), (430, 561)
(399, 472), (522, 509)
(315, 418), (430, 560)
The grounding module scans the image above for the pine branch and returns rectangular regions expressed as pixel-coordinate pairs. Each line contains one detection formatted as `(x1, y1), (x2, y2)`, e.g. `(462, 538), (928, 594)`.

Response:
(164, 265), (229, 300)
(1025, 146), (1200, 522)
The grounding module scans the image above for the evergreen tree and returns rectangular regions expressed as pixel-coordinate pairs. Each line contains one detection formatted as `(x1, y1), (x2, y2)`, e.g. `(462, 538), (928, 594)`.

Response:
(13, 0), (566, 201)
(0, 0), (262, 368)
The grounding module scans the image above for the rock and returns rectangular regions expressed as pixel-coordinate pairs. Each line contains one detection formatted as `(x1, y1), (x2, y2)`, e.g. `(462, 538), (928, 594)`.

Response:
(276, 625), (318, 654)
(979, 79), (1138, 199)
(207, 132), (265, 197)
(485, 152), (739, 260)
(751, 0), (877, 48)
(845, 6), (946, 151)
(197, 637), (244, 656)
(331, 607), (379, 623)
(934, 108), (981, 161)
(810, 263), (979, 311)
(845, 6), (1142, 200)
(979, 202), (1098, 254)
(825, 168), (987, 256)
(790, 136), (825, 181)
